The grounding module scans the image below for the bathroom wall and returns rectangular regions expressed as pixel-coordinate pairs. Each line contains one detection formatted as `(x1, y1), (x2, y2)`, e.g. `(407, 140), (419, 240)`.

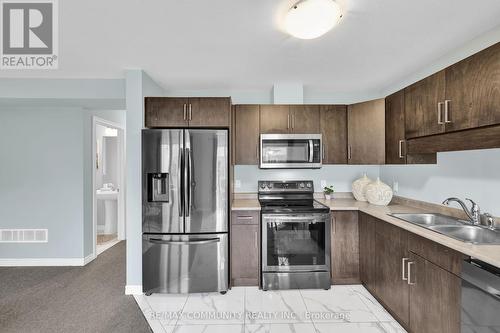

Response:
(380, 149), (500, 217)
(95, 124), (119, 232)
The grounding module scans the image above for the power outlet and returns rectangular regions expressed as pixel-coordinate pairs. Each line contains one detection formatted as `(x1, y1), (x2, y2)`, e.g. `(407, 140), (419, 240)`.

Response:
(393, 181), (399, 193)
(320, 180), (327, 188)
(235, 180), (241, 189)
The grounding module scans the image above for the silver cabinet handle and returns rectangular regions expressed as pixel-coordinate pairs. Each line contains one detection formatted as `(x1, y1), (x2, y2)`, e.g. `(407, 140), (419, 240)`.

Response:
(348, 145), (352, 160)
(292, 114), (295, 129)
(437, 102), (444, 124)
(254, 231), (258, 250)
(287, 114), (290, 129)
(444, 100), (451, 123)
(322, 144), (326, 161)
(398, 140), (405, 159)
(256, 142), (259, 160)
(236, 216), (254, 220)
(188, 104), (192, 121)
(149, 238), (220, 245)
(402, 257), (409, 280)
(407, 261), (416, 285)
(332, 215), (336, 234)
(183, 104), (187, 120)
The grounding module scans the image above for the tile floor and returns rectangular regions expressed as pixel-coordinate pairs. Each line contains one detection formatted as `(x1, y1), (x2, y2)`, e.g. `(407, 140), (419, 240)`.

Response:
(134, 285), (407, 333)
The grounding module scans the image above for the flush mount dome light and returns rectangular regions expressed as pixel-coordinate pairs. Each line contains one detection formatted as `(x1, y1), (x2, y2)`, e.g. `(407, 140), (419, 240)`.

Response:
(284, 0), (342, 39)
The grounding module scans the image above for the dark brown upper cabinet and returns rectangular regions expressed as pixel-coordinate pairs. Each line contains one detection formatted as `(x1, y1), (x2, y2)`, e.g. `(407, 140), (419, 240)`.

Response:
(289, 105), (320, 133)
(145, 97), (189, 127)
(347, 99), (385, 164)
(144, 97), (231, 128)
(444, 42), (500, 132)
(259, 105), (290, 133)
(320, 105), (348, 164)
(233, 105), (260, 165)
(188, 97), (231, 127)
(404, 70), (446, 139)
(260, 105), (320, 134)
(385, 90), (406, 164)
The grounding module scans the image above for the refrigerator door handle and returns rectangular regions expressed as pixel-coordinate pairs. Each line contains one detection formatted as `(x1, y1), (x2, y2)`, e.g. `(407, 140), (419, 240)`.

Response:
(178, 147), (184, 217)
(148, 238), (220, 245)
(185, 147), (193, 217)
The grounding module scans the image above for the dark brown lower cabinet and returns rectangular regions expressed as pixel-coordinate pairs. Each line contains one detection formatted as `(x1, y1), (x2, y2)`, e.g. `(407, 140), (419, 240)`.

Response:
(358, 213), (377, 294)
(408, 253), (461, 333)
(331, 211), (359, 284)
(359, 214), (463, 333)
(375, 221), (410, 326)
(231, 211), (260, 286)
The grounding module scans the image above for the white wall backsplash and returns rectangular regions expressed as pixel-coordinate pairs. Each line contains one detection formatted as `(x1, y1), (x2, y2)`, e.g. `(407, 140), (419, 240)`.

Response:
(380, 149), (500, 217)
(234, 165), (380, 193)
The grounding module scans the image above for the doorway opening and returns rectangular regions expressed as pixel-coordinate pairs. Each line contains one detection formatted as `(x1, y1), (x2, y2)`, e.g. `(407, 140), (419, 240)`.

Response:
(92, 117), (125, 257)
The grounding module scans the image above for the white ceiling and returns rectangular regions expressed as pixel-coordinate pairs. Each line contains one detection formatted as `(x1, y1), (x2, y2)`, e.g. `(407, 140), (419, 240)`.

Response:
(2, 0), (500, 94)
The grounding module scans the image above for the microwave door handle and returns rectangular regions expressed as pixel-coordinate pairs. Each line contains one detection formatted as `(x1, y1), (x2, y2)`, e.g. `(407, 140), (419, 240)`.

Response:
(309, 140), (314, 162)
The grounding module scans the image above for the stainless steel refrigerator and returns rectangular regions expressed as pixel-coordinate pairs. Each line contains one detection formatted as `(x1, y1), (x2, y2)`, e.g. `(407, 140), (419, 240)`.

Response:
(142, 129), (229, 295)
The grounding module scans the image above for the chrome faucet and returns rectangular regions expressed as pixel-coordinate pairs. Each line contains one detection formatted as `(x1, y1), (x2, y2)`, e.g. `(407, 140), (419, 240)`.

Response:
(442, 197), (481, 225)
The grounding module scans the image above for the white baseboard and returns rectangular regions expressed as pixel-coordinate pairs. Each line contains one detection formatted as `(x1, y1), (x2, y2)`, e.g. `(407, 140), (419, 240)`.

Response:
(83, 253), (96, 265)
(125, 285), (143, 295)
(0, 257), (88, 267)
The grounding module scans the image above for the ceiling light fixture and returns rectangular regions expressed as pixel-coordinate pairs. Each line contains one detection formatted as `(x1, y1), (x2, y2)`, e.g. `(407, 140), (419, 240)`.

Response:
(284, 0), (342, 39)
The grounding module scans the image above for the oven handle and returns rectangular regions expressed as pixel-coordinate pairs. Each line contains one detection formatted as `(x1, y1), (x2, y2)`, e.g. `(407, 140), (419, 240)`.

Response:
(309, 140), (314, 162)
(262, 215), (329, 223)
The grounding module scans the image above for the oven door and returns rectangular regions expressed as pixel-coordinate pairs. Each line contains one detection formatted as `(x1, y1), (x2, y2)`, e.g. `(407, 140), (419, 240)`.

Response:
(260, 134), (322, 169)
(262, 213), (330, 272)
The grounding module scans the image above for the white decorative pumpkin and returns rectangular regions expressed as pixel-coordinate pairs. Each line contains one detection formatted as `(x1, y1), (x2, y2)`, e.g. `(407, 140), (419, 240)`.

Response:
(365, 177), (393, 206)
(352, 173), (372, 202)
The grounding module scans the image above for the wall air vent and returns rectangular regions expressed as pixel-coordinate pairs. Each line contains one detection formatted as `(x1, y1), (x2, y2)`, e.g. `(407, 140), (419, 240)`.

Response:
(0, 229), (48, 243)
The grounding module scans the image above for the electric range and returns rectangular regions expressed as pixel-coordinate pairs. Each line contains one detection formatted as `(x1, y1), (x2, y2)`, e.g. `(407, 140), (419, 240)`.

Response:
(258, 180), (331, 290)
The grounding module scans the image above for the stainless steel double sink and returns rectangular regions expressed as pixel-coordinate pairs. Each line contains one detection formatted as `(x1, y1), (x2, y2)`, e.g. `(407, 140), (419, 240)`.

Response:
(389, 213), (500, 245)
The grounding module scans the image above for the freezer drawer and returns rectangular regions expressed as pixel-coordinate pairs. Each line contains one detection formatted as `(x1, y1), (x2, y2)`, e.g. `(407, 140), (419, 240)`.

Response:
(142, 233), (228, 294)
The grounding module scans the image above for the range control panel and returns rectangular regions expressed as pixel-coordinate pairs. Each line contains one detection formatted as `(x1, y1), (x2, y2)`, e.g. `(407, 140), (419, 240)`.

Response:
(258, 180), (314, 193)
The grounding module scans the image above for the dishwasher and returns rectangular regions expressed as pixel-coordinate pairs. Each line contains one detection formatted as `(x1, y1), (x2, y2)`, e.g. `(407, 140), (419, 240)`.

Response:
(461, 259), (500, 332)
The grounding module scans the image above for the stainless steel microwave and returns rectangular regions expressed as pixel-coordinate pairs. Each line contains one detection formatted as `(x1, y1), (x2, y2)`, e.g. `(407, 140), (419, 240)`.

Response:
(260, 134), (322, 169)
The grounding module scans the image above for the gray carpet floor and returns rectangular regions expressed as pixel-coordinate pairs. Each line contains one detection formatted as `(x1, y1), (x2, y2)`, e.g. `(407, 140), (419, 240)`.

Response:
(0, 241), (151, 333)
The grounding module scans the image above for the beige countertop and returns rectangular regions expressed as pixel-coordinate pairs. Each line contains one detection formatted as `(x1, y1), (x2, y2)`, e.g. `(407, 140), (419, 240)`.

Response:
(231, 199), (261, 210)
(232, 197), (500, 268)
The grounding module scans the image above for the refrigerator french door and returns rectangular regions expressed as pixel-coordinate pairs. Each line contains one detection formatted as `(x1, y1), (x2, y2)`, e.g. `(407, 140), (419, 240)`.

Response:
(142, 129), (229, 294)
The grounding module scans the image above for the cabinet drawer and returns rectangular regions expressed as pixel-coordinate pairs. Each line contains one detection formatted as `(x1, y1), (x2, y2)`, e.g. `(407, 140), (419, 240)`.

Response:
(408, 233), (466, 275)
(231, 211), (259, 225)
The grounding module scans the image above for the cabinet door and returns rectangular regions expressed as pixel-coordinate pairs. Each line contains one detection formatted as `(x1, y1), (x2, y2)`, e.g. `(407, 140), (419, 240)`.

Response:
(385, 90), (406, 164)
(444, 42), (500, 132)
(231, 214), (259, 286)
(320, 105), (347, 164)
(234, 105), (260, 164)
(359, 213), (377, 294)
(260, 105), (290, 133)
(331, 211), (359, 284)
(409, 253), (461, 333)
(375, 221), (410, 326)
(404, 71), (446, 138)
(145, 97), (189, 128)
(347, 99), (385, 164)
(188, 97), (231, 127)
(290, 105), (320, 133)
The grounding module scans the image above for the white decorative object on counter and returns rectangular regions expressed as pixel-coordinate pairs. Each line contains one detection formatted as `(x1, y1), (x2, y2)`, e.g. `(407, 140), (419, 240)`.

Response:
(352, 173), (372, 201)
(365, 177), (393, 206)
(325, 194), (331, 200)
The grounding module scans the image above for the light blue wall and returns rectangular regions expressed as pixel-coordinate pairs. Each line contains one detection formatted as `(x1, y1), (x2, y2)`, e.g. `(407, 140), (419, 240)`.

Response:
(235, 165), (380, 193)
(126, 70), (165, 288)
(0, 107), (84, 258)
(0, 107), (125, 259)
(380, 149), (500, 217)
